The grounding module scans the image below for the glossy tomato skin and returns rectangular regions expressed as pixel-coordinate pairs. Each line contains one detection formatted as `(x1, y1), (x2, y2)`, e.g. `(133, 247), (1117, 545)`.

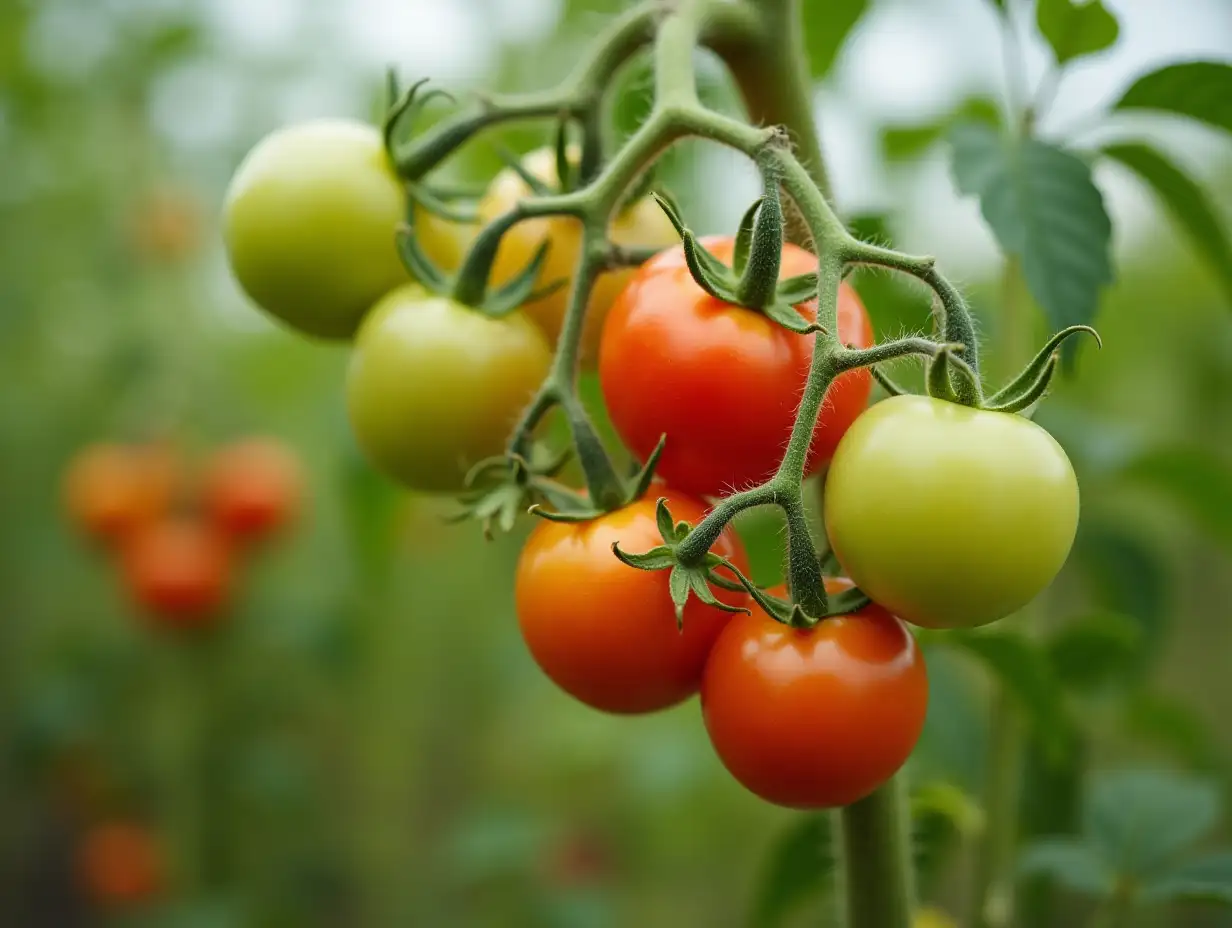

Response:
(120, 519), (232, 627)
(203, 438), (303, 541)
(346, 285), (551, 493)
(599, 238), (874, 499)
(516, 492), (749, 714)
(702, 580), (927, 809)
(825, 395), (1080, 629)
(479, 147), (677, 362)
(77, 822), (164, 908)
(223, 119), (462, 340)
(63, 444), (178, 544)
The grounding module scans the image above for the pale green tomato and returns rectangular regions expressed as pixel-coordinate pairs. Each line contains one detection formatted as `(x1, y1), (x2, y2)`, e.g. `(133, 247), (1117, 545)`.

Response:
(223, 119), (461, 339)
(824, 395), (1079, 629)
(345, 285), (551, 493)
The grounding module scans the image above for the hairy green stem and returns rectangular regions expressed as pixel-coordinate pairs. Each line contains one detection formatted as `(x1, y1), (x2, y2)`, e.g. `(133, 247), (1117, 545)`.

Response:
(838, 777), (916, 928)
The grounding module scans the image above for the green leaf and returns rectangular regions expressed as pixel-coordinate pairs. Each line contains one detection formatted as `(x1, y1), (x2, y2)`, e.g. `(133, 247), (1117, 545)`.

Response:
(1143, 851), (1232, 905)
(1114, 61), (1232, 134)
(1085, 770), (1221, 878)
(1120, 447), (1232, 550)
(1036, 0), (1119, 66)
(1122, 691), (1225, 773)
(912, 782), (985, 885)
(1019, 838), (1116, 896)
(950, 124), (1113, 334)
(1102, 143), (1232, 304)
(1046, 612), (1144, 690)
(946, 630), (1075, 762)
(1072, 523), (1169, 646)
(801, 0), (869, 79)
(750, 814), (835, 927)
(881, 97), (1002, 162)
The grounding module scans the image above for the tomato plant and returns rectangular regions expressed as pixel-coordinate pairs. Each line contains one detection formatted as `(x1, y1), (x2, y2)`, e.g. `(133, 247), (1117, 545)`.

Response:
(479, 146), (677, 361)
(346, 284), (552, 493)
(515, 491), (748, 714)
(223, 119), (463, 340)
(599, 237), (873, 499)
(120, 518), (232, 626)
(203, 437), (303, 542)
(702, 579), (927, 808)
(825, 395), (1080, 629)
(63, 443), (179, 545)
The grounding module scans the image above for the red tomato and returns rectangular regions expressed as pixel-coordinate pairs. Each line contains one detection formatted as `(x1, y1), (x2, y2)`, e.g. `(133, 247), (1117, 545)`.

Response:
(77, 822), (164, 908)
(63, 443), (179, 544)
(120, 518), (232, 627)
(203, 438), (304, 541)
(515, 492), (749, 714)
(701, 579), (927, 808)
(599, 238), (873, 498)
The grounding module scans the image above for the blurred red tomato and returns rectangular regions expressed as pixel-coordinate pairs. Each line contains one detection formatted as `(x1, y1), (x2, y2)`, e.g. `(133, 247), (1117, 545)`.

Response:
(63, 443), (179, 544)
(120, 518), (232, 627)
(77, 821), (164, 908)
(202, 437), (303, 541)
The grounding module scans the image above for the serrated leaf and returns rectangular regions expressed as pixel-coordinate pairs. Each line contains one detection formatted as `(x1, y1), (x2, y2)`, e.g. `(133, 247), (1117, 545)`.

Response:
(1114, 61), (1232, 134)
(1046, 612), (1144, 690)
(1120, 447), (1232, 550)
(1102, 143), (1232, 304)
(1018, 838), (1116, 896)
(947, 630), (1075, 762)
(1085, 770), (1221, 878)
(880, 97), (1002, 161)
(801, 0), (869, 79)
(750, 814), (835, 927)
(1036, 0), (1119, 66)
(950, 124), (1113, 335)
(1142, 851), (1232, 905)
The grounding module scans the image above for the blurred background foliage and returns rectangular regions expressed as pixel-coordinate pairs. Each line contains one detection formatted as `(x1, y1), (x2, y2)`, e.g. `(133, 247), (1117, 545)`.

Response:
(1, 0), (1230, 925)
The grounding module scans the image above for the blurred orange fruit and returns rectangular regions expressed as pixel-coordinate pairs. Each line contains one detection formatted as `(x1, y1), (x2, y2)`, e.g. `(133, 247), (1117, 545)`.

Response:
(77, 821), (164, 908)
(120, 517), (232, 627)
(63, 443), (179, 544)
(202, 437), (303, 541)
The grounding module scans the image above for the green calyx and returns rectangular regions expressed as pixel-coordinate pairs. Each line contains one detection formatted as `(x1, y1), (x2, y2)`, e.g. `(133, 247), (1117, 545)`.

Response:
(396, 207), (561, 318)
(876, 325), (1101, 417)
(651, 169), (823, 337)
(451, 446), (584, 540)
(613, 500), (875, 630)
(528, 432), (668, 525)
(612, 497), (751, 628)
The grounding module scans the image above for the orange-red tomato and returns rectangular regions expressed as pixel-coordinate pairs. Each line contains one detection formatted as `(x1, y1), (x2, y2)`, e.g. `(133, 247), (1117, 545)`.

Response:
(120, 518), (232, 627)
(77, 822), (164, 908)
(515, 492), (749, 714)
(63, 444), (178, 544)
(701, 579), (927, 808)
(203, 437), (303, 541)
(599, 238), (873, 498)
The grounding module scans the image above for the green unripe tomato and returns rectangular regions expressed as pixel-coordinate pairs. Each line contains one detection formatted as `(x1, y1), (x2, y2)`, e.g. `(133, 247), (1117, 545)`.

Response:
(345, 285), (552, 493)
(824, 395), (1079, 629)
(224, 119), (446, 339)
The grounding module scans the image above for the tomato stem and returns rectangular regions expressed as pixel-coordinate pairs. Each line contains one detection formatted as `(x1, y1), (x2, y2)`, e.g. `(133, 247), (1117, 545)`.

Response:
(837, 776), (916, 928)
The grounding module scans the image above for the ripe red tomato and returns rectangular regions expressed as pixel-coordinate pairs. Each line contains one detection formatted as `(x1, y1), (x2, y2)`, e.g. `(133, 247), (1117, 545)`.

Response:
(77, 822), (164, 908)
(203, 438), (303, 541)
(63, 443), (179, 544)
(515, 492), (749, 714)
(599, 238), (873, 498)
(120, 519), (232, 627)
(701, 579), (927, 808)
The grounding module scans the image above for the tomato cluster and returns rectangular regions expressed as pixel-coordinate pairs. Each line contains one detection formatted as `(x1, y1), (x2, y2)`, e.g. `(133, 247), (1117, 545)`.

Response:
(221, 115), (1082, 810)
(63, 437), (303, 631)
